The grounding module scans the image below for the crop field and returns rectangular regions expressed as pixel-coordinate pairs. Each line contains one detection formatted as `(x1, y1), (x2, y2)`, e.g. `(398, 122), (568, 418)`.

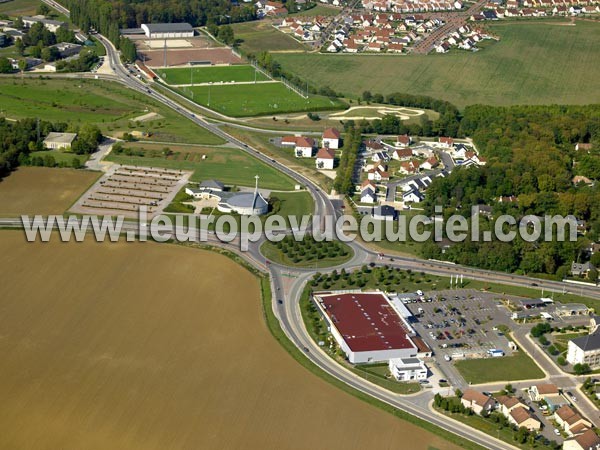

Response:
(0, 78), (224, 145)
(0, 167), (100, 215)
(154, 65), (269, 85)
(274, 20), (600, 107)
(106, 142), (296, 190)
(181, 82), (345, 117)
(0, 0), (40, 16)
(0, 232), (461, 450)
(230, 20), (306, 53)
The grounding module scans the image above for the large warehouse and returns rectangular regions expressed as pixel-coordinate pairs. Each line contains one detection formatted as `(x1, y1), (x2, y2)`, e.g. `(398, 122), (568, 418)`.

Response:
(141, 23), (194, 39)
(313, 291), (418, 363)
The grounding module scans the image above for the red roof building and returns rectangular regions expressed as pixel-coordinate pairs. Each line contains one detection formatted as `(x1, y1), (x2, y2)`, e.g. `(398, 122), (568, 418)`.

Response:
(314, 292), (417, 363)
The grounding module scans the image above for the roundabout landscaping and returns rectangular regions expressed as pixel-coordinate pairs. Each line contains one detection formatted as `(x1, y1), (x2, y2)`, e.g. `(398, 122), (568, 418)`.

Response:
(260, 235), (353, 268)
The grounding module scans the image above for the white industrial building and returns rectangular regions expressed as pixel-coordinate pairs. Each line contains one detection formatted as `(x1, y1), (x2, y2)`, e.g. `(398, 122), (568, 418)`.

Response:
(313, 291), (418, 364)
(141, 23), (194, 39)
(389, 357), (428, 381)
(43, 132), (77, 150)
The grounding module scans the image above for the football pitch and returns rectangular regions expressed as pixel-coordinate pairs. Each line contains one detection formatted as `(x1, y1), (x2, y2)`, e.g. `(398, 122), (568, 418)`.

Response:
(182, 82), (346, 117)
(155, 65), (270, 85)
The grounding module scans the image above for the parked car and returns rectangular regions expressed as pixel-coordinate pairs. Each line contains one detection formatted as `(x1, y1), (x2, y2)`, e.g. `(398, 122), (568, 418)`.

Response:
(553, 429), (560, 436)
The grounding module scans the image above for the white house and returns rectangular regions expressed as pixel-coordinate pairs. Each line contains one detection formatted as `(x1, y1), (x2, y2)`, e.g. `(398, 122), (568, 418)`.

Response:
(322, 127), (341, 149)
(316, 147), (335, 170)
(389, 357), (428, 381)
(396, 134), (412, 147)
(403, 189), (424, 203)
(294, 136), (315, 158)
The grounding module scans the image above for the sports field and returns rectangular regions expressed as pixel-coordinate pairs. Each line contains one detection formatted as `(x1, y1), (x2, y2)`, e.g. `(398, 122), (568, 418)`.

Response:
(106, 142), (296, 190)
(274, 20), (600, 107)
(0, 78), (224, 145)
(155, 65), (269, 85)
(0, 232), (461, 450)
(182, 82), (345, 117)
(0, 167), (100, 216)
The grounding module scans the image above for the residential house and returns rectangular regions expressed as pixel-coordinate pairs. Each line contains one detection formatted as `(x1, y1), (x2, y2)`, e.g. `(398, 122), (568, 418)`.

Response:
(372, 204), (397, 221)
(365, 139), (384, 152)
(563, 429), (600, 450)
(439, 136), (454, 148)
(368, 167), (390, 181)
(508, 407), (541, 431)
(420, 156), (439, 171)
(399, 159), (420, 175)
(294, 136), (315, 157)
(460, 389), (496, 415)
(396, 134), (412, 147)
(554, 405), (592, 436)
(570, 261), (595, 278)
(392, 148), (413, 160)
(372, 151), (390, 163)
(403, 189), (424, 203)
(315, 147), (336, 170)
(322, 127), (341, 149)
(496, 396), (528, 417)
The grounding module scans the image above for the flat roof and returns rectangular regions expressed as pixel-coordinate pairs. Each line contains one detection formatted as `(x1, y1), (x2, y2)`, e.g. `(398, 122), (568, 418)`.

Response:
(318, 292), (415, 353)
(43, 132), (77, 144)
(142, 23), (193, 33)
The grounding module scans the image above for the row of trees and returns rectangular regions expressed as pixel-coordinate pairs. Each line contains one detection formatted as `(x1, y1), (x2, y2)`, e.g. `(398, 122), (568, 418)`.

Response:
(333, 126), (362, 196)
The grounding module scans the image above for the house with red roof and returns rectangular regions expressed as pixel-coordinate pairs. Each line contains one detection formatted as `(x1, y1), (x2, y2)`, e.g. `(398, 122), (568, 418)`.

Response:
(322, 127), (342, 149)
(316, 147), (336, 170)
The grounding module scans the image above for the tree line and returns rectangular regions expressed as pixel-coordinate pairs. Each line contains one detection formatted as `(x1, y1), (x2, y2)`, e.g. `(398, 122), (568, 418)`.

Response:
(333, 126), (362, 196)
(0, 118), (101, 180)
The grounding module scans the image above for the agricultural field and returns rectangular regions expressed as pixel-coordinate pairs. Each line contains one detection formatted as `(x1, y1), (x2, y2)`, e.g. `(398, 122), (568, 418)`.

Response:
(0, 0), (40, 16)
(0, 232), (461, 450)
(105, 142), (296, 190)
(0, 78), (224, 145)
(454, 350), (545, 384)
(181, 82), (345, 117)
(274, 20), (600, 107)
(0, 167), (100, 216)
(230, 20), (306, 54)
(154, 65), (269, 85)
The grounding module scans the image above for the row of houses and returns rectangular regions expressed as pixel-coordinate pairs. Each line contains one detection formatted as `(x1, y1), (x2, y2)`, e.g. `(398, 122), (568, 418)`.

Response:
(280, 128), (341, 170)
(435, 25), (494, 53)
(363, 0), (464, 13)
(461, 389), (542, 430)
(280, 12), (446, 53)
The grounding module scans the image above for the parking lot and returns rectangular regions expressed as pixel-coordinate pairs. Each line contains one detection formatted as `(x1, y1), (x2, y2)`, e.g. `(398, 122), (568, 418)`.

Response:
(402, 289), (518, 359)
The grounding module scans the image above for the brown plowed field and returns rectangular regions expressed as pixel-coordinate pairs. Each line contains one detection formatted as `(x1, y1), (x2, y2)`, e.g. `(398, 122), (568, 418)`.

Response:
(0, 233), (460, 450)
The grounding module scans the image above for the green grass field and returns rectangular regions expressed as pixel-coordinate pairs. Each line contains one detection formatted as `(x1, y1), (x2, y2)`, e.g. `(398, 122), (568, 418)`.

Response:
(181, 82), (345, 117)
(106, 143), (296, 190)
(0, 0), (40, 16)
(454, 350), (545, 384)
(155, 65), (270, 85)
(0, 78), (224, 145)
(274, 20), (600, 107)
(230, 21), (306, 54)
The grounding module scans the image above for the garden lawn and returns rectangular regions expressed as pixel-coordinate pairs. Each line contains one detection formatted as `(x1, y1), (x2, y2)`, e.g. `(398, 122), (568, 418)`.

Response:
(454, 351), (544, 384)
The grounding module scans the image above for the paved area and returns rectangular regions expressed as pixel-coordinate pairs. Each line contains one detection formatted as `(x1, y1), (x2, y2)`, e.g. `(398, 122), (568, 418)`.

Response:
(71, 165), (192, 218)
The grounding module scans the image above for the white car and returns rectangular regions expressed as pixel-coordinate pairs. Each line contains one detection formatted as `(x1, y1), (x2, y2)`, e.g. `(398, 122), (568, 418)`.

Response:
(553, 429), (560, 436)
(444, 354), (451, 362)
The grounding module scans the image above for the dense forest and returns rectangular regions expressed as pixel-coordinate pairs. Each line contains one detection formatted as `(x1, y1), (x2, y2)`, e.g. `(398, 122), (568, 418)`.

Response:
(418, 104), (600, 278)
(0, 118), (102, 179)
